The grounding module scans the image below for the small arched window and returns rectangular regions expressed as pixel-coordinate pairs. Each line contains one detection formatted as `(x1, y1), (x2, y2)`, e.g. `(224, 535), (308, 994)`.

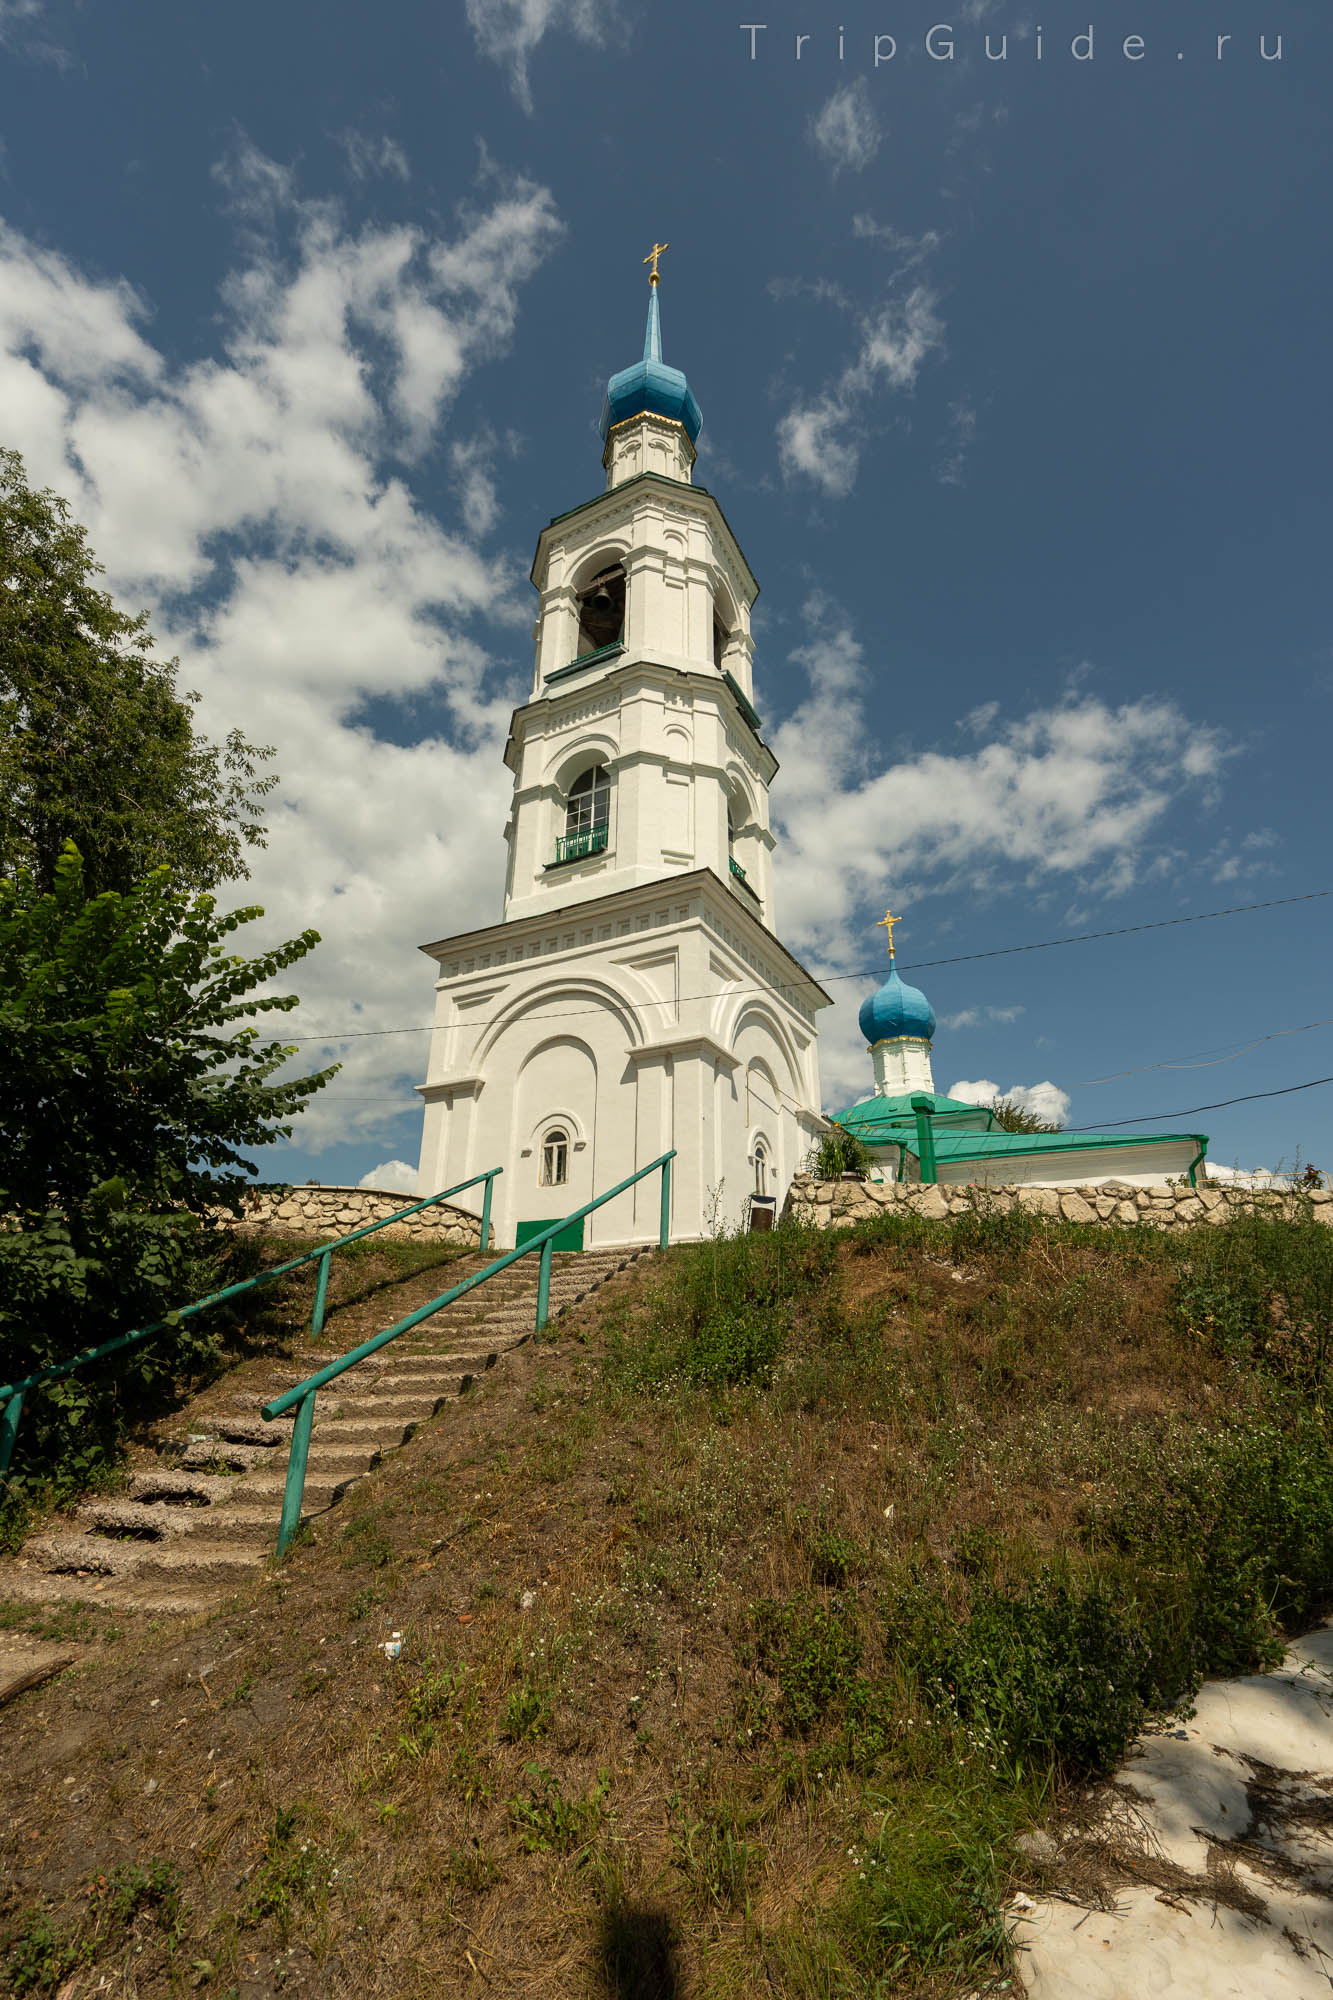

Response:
(713, 612), (728, 670)
(565, 765), (611, 856)
(541, 1129), (569, 1187)
(754, 1144), (768, 1197)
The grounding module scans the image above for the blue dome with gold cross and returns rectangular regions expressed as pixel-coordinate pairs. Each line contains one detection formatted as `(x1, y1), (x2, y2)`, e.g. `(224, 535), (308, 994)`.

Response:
(599, 268), (703, 445)
(858, 964), (937, 1047)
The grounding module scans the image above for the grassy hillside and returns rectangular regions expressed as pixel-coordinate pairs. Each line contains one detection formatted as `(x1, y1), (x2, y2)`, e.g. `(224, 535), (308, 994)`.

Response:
(3, 1203), (1332, 1998)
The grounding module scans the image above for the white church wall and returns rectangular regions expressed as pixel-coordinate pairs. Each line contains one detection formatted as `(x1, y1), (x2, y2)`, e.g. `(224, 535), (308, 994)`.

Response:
(418, 875), (827, 1247)
(938, 1141), (1203, 1189)
(859, 1137), (1204, 1189)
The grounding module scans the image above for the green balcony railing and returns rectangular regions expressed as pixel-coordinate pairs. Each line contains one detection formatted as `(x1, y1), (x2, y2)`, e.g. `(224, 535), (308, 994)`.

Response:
(550, 824), (609, 867)
(728, 856), (760, 903)
(263, 1150), (676, 1553)
(0, 1169), (503, 1491)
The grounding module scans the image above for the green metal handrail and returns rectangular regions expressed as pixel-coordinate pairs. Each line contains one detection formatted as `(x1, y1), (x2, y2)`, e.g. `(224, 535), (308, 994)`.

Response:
(0, 1168), (503, 1489)
(262, 1149), (676, 1555)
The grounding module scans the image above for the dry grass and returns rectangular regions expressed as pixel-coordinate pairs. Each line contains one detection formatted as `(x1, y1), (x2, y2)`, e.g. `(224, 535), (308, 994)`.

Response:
(1, 1209), (1330, 1998)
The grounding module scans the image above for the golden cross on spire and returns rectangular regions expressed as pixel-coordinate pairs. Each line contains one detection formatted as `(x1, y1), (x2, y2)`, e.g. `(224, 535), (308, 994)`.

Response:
(875, 909), (900, 959)
(643, 240), (670, 285)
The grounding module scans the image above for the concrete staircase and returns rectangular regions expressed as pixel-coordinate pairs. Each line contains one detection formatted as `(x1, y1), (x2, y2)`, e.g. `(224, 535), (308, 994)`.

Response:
(0, 1246), (646, 1618)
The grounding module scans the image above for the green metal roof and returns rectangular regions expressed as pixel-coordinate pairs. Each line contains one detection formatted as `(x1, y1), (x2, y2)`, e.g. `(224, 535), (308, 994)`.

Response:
(828, 1092), (1208, 1168)
(926, 1129), (1209, 1162)
(830, 1091), (995, 1131)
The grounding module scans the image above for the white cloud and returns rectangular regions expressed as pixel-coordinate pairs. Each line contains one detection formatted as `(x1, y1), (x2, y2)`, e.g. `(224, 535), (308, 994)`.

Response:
(936, 396), (977, 486)
(464, 0), (620, 112)
(777, 285), (944, 497)
(948, 1079), (1071, 1127)
(359, 1160), (421, 1193)
(938, 1005), (1024, 1031)
(770, 599), (1232, 1108)
(850, 216), (943, 266)
(810, 81), (881, 175)
(0, 147), (564, 1161)
(340, 131), (411, 183)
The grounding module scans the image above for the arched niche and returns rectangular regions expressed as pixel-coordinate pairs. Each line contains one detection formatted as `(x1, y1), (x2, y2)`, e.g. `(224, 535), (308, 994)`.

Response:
(570, 549), (628, 658)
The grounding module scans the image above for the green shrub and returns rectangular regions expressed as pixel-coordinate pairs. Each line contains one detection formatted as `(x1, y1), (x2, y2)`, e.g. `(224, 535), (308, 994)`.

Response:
(1175, 1214), (1333, 1395)
(753, 1596), (862, 1736)
(834, 1773), (1024, 1984)
(508, 1764), (608, 1853)
(4, 1860), (185, 1996)
(808, 1123), (874, 1180)
(604, 1224), (838, 1392)
(1100, 1414), (1333, 1680)
(920, 1575), (1152, 1778)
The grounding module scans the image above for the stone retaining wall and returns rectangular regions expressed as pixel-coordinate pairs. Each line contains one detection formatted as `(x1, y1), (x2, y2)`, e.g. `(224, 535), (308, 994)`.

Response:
(784, 1174), (1333, 1231)
(227, 1184), (483, 1246)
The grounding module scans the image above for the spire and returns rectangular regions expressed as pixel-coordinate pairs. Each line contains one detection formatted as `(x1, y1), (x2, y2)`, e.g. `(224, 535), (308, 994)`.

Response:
(643, 283), (662, 364)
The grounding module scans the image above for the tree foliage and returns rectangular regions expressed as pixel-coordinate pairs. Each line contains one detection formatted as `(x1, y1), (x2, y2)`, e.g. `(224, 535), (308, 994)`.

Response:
(988, 1096), (1064, 1135)
(0, 845), (336, 1517)
(0, 446), (276, 897)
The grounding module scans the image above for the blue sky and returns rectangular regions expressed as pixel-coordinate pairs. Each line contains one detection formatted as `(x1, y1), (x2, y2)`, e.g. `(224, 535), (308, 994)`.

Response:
(1, 0), (1329, 1187)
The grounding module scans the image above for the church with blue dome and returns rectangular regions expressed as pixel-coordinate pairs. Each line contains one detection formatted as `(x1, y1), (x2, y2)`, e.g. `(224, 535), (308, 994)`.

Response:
(820, 916), (1200, 1192)
(828, 912), (1210, 1190)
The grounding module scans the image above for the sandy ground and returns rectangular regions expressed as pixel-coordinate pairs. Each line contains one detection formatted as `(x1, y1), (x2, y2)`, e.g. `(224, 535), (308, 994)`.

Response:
(1013, 1624), (1333, 1996)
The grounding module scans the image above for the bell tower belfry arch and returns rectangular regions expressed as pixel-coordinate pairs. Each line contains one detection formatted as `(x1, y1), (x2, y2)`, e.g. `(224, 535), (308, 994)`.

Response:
(417, 257), (830, 1248)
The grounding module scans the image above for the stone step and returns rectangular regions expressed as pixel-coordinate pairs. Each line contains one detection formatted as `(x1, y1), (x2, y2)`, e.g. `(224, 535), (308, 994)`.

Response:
(186, 1469), (352, 1506)
(0, 1569), (216, 1617)
(0, 1240), (650, 1617)
(21, 1531), (265, 1590)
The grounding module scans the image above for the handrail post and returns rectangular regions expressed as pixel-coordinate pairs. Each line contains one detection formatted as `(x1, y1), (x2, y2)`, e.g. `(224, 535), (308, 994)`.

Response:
(659, 1156), (672, 1249)
(310, 1250), (332, 1340)
(536, 1236), (553, 1333)
(480, 1174), (494, 1254)
(0, 1391), (24, 1484)
(276, 1388), (317, 1556)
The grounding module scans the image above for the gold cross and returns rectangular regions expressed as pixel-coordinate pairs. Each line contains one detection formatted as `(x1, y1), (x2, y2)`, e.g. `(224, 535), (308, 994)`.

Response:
(875, 909), (900, 958)
(643, 240), (670, 285)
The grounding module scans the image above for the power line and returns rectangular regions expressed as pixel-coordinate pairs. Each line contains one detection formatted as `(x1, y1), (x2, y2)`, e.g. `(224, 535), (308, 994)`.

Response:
(898, 889), (1330, 974)
(1066, 1073), (1333, 1132)
(1072, 1017), (1333, 1087)
(278, 886), (1330, 1042)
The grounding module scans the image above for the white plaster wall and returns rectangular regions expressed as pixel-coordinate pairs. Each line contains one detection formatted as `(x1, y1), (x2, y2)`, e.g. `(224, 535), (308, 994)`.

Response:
(503, 667), (775, 928)
(417, 881), (826, 1246)
(862, 1139), (1205, 1190)
(871, 1038), (936, 1096)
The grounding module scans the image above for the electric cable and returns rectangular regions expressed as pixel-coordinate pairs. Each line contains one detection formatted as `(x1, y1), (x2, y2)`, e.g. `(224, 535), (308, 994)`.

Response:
(276, 886), (1329, 1042)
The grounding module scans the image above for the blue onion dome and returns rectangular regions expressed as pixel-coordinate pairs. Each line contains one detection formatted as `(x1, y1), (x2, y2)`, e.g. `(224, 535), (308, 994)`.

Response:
(858, 964), (937, 1046)
(598, 286), (703, 444)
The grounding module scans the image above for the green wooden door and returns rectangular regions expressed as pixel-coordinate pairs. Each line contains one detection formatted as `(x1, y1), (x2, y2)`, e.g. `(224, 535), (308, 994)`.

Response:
(516, 1216), (585, 1254)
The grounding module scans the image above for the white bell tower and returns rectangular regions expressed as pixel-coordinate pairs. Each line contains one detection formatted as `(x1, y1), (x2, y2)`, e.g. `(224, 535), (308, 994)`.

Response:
(416, 258), (830, 1249)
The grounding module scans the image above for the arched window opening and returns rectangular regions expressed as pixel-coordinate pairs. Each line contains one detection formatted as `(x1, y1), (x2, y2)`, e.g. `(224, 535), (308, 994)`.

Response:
(713, 611), (729, 670)
(577, 565), (625, 657)
(541, 1129), (569, 1186)
(753, 1144), (768, 1197)
(559, 764), (611, 862)
(727, 796), (751, 890)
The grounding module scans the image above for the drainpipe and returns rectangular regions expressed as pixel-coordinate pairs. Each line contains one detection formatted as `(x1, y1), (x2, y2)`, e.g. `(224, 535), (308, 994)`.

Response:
(910, 1095), (938, 1186)
(1186, 1136), (1208, 1190)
